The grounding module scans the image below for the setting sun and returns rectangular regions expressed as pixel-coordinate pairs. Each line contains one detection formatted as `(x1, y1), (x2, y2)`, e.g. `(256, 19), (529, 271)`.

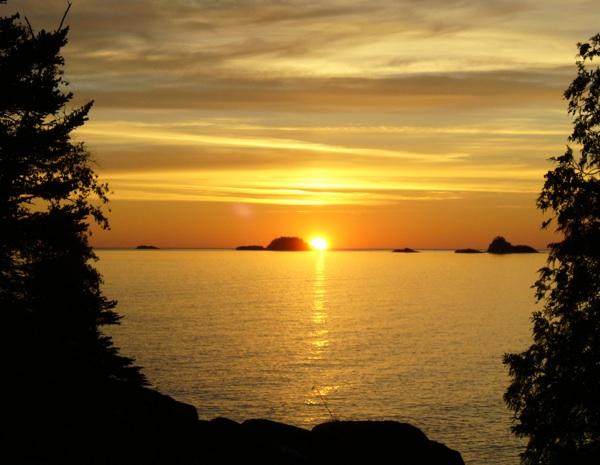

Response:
(309, 237), (329, 251)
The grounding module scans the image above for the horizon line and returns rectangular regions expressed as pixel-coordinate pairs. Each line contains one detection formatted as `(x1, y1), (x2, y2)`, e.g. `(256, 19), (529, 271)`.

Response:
(93, 246), (550, 252)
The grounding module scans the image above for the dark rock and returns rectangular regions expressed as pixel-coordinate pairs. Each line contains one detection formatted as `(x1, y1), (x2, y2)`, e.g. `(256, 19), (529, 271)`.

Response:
(198, 419), (464, 465)
(487, 236), (537, 254)
(311, 421), (465, 465)
(199, 417), (245, 463)
(393, 248), (418, 253)
(266, 236), (309, 251)
(242, 420), (312, 464)
(236, 245), (265, 250)
(208, 417), (242, 435)
(2, 380), (199, 465)
(2, 383), (465, 465)
(136, 245), (159, 250)
(455, 248), (482, 254)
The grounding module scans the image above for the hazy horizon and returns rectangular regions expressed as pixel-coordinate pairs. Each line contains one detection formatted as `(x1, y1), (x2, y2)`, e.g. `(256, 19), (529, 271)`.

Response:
(94, 244), (551, 251)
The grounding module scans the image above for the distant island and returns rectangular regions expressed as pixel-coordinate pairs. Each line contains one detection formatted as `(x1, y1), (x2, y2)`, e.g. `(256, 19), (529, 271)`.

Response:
(233, 236), (539, 253)
(487, 236), (537, 254)
(236, 236), (310, 251)
(266, 236), (310, 251)
(455, 248), (482, 254)
(136, 245), (159, 250)
(236, 245), (265, 251)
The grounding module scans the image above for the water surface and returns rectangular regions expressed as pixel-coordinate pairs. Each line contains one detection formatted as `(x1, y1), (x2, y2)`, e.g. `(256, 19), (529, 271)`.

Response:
(98, 250), (544, 465)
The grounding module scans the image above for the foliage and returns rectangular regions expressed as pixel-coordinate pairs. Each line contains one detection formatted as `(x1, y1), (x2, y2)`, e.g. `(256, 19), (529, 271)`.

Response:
(503, 35), (600, 464)
(0, 6), (145, 386)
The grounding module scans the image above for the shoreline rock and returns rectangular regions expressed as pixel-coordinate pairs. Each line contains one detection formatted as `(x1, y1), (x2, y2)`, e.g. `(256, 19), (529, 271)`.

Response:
(2, 382), (465, 464)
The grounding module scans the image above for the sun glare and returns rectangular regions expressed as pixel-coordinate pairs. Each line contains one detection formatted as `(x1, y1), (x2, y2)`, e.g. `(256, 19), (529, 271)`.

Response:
(310, 237), (329, 251)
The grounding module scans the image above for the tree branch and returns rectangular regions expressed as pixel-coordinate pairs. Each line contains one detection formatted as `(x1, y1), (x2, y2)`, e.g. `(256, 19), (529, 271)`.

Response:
(23, 16), (34, 38)
(58, 1), (72, 31)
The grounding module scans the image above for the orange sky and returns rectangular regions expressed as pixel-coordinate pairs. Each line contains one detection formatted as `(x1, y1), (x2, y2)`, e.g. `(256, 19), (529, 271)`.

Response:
(9, 0), (599, 249)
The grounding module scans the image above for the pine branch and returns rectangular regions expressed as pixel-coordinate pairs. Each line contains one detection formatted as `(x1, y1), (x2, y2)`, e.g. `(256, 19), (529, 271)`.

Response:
(58, 1), (72, 31)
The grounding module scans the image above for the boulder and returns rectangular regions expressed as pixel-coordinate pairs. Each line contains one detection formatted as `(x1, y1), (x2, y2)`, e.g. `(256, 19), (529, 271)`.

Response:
(2, 385), (466, 465)
(311, 421), (465, 465)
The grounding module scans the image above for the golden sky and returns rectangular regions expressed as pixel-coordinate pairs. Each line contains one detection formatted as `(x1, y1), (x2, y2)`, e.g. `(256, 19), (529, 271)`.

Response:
(9, 0), (600, 248)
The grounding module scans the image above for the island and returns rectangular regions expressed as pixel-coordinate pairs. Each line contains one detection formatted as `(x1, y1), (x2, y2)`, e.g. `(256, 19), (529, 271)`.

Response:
(136, 245), (159, 250)
(487, 236), (538, 254)
(455, 248), (482, 254)
(266, 236), (310, 251)
(235, 236), (311, 251)
(393, 248), (419, 253)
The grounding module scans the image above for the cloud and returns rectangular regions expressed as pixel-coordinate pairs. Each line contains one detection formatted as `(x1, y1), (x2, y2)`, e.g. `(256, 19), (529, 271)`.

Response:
(70, 68), (570, 114)
(10, 0), (583, 85)
(2, 0), (587, 210)
(80, 120), (467, 163)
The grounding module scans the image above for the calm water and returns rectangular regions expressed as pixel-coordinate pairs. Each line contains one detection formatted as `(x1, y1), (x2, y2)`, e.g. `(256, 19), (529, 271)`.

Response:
(97, 250), (545, 465)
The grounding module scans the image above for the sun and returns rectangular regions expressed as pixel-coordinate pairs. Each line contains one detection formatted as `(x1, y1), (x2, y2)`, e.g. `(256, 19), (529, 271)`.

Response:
(309, 237), (329, 251)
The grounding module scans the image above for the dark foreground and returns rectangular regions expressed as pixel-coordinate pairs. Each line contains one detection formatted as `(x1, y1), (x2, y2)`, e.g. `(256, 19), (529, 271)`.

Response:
(2, 381), (464, 465)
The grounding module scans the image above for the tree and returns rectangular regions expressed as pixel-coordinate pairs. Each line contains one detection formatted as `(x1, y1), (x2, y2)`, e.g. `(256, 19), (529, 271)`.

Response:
(0, 3), (145, 388)
(503, 35), (600, 464)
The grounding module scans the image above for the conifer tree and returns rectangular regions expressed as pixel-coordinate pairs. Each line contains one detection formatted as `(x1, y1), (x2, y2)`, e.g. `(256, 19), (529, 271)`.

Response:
(0, 3), (145, 387)
(504, 34), (600, 465)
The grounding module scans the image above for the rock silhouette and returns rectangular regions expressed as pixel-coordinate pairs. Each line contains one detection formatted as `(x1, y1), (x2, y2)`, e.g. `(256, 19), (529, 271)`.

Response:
(266, 236), (310, 251)
(236, 245), (265, 250)
(455, 248), (482, 254)
(393, 248), (418, 253)
(136, 245), (159, 250)
(2, 383), (465, 464)
(487, 236), (537, 254)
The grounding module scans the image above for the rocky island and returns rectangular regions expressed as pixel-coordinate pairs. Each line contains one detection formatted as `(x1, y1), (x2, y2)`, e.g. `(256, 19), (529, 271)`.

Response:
(455, 248), (482, 254)
(236, 245), (265, 250)
(393, 248), (418, 253)
(487, 236), (537, 254)
(136, 245), (159, 250)
(267, 236), (309, 251)
(236, 236), (310, 251)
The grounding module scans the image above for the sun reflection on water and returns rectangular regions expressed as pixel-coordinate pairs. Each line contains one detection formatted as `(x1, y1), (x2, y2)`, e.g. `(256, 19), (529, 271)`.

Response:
(306, 251), (339, 422)
(311, 252), (328, 355)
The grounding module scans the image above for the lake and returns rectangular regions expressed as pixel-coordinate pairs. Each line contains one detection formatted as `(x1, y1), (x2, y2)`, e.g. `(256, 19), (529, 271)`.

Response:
(97, 249), (545, 465)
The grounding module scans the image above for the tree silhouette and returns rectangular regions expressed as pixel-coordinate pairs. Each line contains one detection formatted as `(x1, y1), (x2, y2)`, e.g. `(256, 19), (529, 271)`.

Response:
(504, 35), (600, 464)
(0, 4), (145, 388)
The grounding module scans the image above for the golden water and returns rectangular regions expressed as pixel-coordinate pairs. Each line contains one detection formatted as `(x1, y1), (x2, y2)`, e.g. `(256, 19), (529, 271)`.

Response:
(98, 250), (545, 465)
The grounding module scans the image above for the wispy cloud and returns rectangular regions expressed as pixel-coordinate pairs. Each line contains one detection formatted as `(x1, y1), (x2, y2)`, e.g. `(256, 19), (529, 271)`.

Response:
(80, 121), (467, 162)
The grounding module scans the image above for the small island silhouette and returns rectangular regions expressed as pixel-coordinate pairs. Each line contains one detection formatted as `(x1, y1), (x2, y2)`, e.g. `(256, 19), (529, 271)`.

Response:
(487, 236), (537, 254)
(236, 236), (310, 251)
(267, 236), (309, 251)
(236, 245), (265, 250)
(136, 245), (160, 250)
(393, 248), (418, 253)
(454, 248), (482, 254)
